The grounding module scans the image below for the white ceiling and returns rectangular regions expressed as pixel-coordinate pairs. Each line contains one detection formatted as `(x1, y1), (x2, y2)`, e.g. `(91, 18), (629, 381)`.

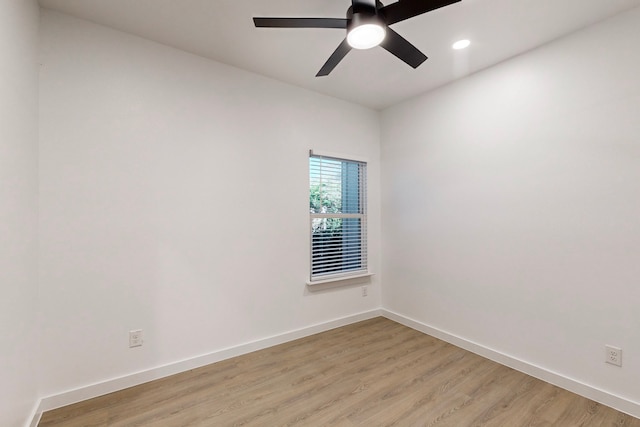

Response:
(38, 0), (640, 110)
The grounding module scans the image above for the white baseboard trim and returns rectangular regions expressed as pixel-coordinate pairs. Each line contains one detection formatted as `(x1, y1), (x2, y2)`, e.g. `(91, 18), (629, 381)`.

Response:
(31, 309), (381, 425)
(27, 401), (42, 427)
(381, 309), (640, 419)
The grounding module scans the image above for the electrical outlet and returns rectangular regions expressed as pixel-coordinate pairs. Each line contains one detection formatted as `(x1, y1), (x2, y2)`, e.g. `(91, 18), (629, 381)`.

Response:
(129, 329), (143, 348)
(605, 345), (622, 367)
(361, 286), (368, 297)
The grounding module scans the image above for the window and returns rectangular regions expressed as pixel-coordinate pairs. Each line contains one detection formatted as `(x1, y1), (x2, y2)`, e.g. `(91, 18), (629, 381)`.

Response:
(309, 152), (367, 282)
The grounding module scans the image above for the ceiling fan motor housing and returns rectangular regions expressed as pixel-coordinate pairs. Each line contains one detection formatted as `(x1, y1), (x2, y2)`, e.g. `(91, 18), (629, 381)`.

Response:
(347, 2), (386, 30)
(347, 11), (385, 33)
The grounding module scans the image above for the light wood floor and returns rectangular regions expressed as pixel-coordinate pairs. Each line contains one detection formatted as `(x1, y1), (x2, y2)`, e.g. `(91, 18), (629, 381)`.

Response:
(39, 317), (640, 426)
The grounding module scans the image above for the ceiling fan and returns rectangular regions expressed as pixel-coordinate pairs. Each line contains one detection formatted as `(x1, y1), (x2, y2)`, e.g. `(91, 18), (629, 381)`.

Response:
(253, 0), (461, 77)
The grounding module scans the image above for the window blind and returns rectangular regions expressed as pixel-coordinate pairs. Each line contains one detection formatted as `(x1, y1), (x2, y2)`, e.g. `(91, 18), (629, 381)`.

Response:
(309, 154), (367, 281)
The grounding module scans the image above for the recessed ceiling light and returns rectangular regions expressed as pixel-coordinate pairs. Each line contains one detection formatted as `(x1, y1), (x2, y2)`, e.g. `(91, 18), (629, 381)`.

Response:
(452, 39), (471, 50)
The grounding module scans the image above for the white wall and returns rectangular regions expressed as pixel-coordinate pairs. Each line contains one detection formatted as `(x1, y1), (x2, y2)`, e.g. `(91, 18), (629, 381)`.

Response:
(32, 2), (640, 420)
(38, 10), (380, 399)
(381, 6), (640, 412)
(0, 0), (40, 426)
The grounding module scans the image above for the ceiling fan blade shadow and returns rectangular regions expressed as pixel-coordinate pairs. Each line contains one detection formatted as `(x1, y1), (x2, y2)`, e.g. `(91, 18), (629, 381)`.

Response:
(379, 28), (427, 68)
(382, 0), (461, 25)
(253, 17), (347, 28)
(316, 39), (352, 77)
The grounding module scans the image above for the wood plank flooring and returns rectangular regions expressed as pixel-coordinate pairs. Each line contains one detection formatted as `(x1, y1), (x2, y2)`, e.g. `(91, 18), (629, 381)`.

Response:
(39, 317), (640, 426)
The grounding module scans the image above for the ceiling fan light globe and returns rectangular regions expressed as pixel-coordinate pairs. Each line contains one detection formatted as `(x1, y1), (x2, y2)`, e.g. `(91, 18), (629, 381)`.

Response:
(347, 24), (386, 50)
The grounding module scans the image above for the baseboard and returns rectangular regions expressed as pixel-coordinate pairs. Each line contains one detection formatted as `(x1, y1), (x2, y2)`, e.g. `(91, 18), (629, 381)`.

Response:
(381, 309), (640, 419)
(27, 401), (42, 427)
(31, 309), (381, 425)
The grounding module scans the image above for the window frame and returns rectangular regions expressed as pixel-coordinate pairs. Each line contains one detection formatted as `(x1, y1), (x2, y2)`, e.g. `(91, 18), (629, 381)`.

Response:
(308, 150), (369, 284)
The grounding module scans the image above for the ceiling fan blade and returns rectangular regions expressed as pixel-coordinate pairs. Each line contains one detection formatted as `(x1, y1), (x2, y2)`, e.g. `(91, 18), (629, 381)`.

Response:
(381, 0), (461, 25)
(316, 39), (352, 77)
(379, 28), (427, 68)
(253, 17), (347, 29)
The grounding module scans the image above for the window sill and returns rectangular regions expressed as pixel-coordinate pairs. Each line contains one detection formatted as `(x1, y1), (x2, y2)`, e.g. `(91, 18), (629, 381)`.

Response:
(306, 272), (373, 286)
